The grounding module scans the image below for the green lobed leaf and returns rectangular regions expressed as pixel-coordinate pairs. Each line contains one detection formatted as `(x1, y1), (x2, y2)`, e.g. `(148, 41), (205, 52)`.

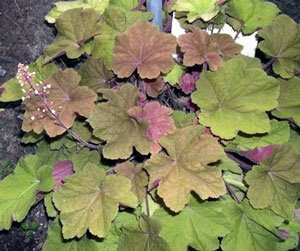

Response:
(172, 0), (220, 22)
(44, 193), (58, 218)
(88, 84), (151, 159)
(0, 155), (54, 230)
(70, 148), (100, 172)
(191, 56), (280, 139)
(163, 64), (185, 86)
(52, 164), (138, 238)
(22, 131), (44, 144)
(221, 199), (283, 251)
(45, 0), (110, 23)
(245, 144), (300, 219)
(0, 78), (23, 102)
(226, 0), (280, 34)
(277, 218), (300, 251)
(258, 15), (300, 78)
(79, 57), (113, 92)
(44, 8), (101, 62)
(272, 77), (300, 126)
(118, 215), (170, 251)
(153, 197), (230, 251)
(43, 219), (101, 251)
(226, 120), (290, 151)
(109, 0), (138, 10)
(218, 156), (242, 174)
(115, 162), (148, 204)
(171, 110), (196, 128)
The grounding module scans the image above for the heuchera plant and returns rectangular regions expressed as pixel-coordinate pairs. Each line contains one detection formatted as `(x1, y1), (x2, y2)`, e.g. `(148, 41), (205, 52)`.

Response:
(0, 0), (300, 250)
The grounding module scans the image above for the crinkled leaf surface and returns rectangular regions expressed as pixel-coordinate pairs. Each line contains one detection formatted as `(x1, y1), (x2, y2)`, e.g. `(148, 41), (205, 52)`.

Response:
(153, 198), (230, 251)
(178, 28), (242, 70)
(70, 148), (100, 172)
(44, 8), (101, 62)
(245, 145), (300, 219)
(179, 72), (199, 94)
(218, 156), (242, 174)
(88, 84), (151, 159)
(22, 69), (97, 137)
(112, 21), (176, 79)
(172, 0), (220, 22)
(221, 199), (283, 251)
(143, 77), (165, 98)
(163, 65), (185, 86)
(79, 57), (113, 92)
(53, 164), (138, 238)
(226, 120), (290, 151)
(144, 126), (226, 212)
(258, 15), (300, 78)
(118, 216), (170, 251)
(191, 56), (280, 139)
(272, 77), (300, 126)
(45, 1), (91, 23)
(92, 6), (153, 69)
(115, 162), (148, 204)
(227, 0), (280, 34)
(128, 101), (176, 154)
(0, 155), (54, 230)
(172, 111), (196, 128)
(43, 219), (101, 251)
(110, 0), (138, 10)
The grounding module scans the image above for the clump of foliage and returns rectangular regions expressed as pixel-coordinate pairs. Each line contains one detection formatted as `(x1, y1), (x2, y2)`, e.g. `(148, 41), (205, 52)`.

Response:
(0, 0), (300, 250)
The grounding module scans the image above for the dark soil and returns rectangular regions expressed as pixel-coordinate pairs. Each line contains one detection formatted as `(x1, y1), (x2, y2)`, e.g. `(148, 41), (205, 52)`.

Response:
(0, 0), (299, 250)
(0, 0), (56, 250)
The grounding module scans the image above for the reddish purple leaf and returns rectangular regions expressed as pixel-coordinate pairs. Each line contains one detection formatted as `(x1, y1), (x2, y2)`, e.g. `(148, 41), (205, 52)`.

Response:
(137, 92), (148, 107)
(52, 160), (74, 190)
(179, 71), (200, 94)
(128, 101), (176, 153)
(239, 145), (275, 163)
(178, 97), (198, 112)
(0, 87), (4, 95)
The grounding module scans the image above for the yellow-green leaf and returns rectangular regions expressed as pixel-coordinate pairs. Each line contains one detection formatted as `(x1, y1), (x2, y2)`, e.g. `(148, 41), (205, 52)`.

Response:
(53, 164), (138, 238)
(191, 56), (280, 139)
(144, 126), (226, 212)
(258, 15), (300, 78)
(88, 84), (151, 159)
(245, 145), (300, 219)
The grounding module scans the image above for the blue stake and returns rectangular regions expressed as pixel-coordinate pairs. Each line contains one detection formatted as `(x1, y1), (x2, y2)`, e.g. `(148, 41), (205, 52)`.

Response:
(146, 0), (163, 31)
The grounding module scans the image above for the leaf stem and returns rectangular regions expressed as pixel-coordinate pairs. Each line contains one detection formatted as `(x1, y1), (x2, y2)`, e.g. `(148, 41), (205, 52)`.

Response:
(262, 58), (276, 71)
(225, 182), (241, 203)
(145, 189), (151, 218)
(22, 73), (99, 150)
(234, 28), (241, 40)
(166, 85), (180, 110)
